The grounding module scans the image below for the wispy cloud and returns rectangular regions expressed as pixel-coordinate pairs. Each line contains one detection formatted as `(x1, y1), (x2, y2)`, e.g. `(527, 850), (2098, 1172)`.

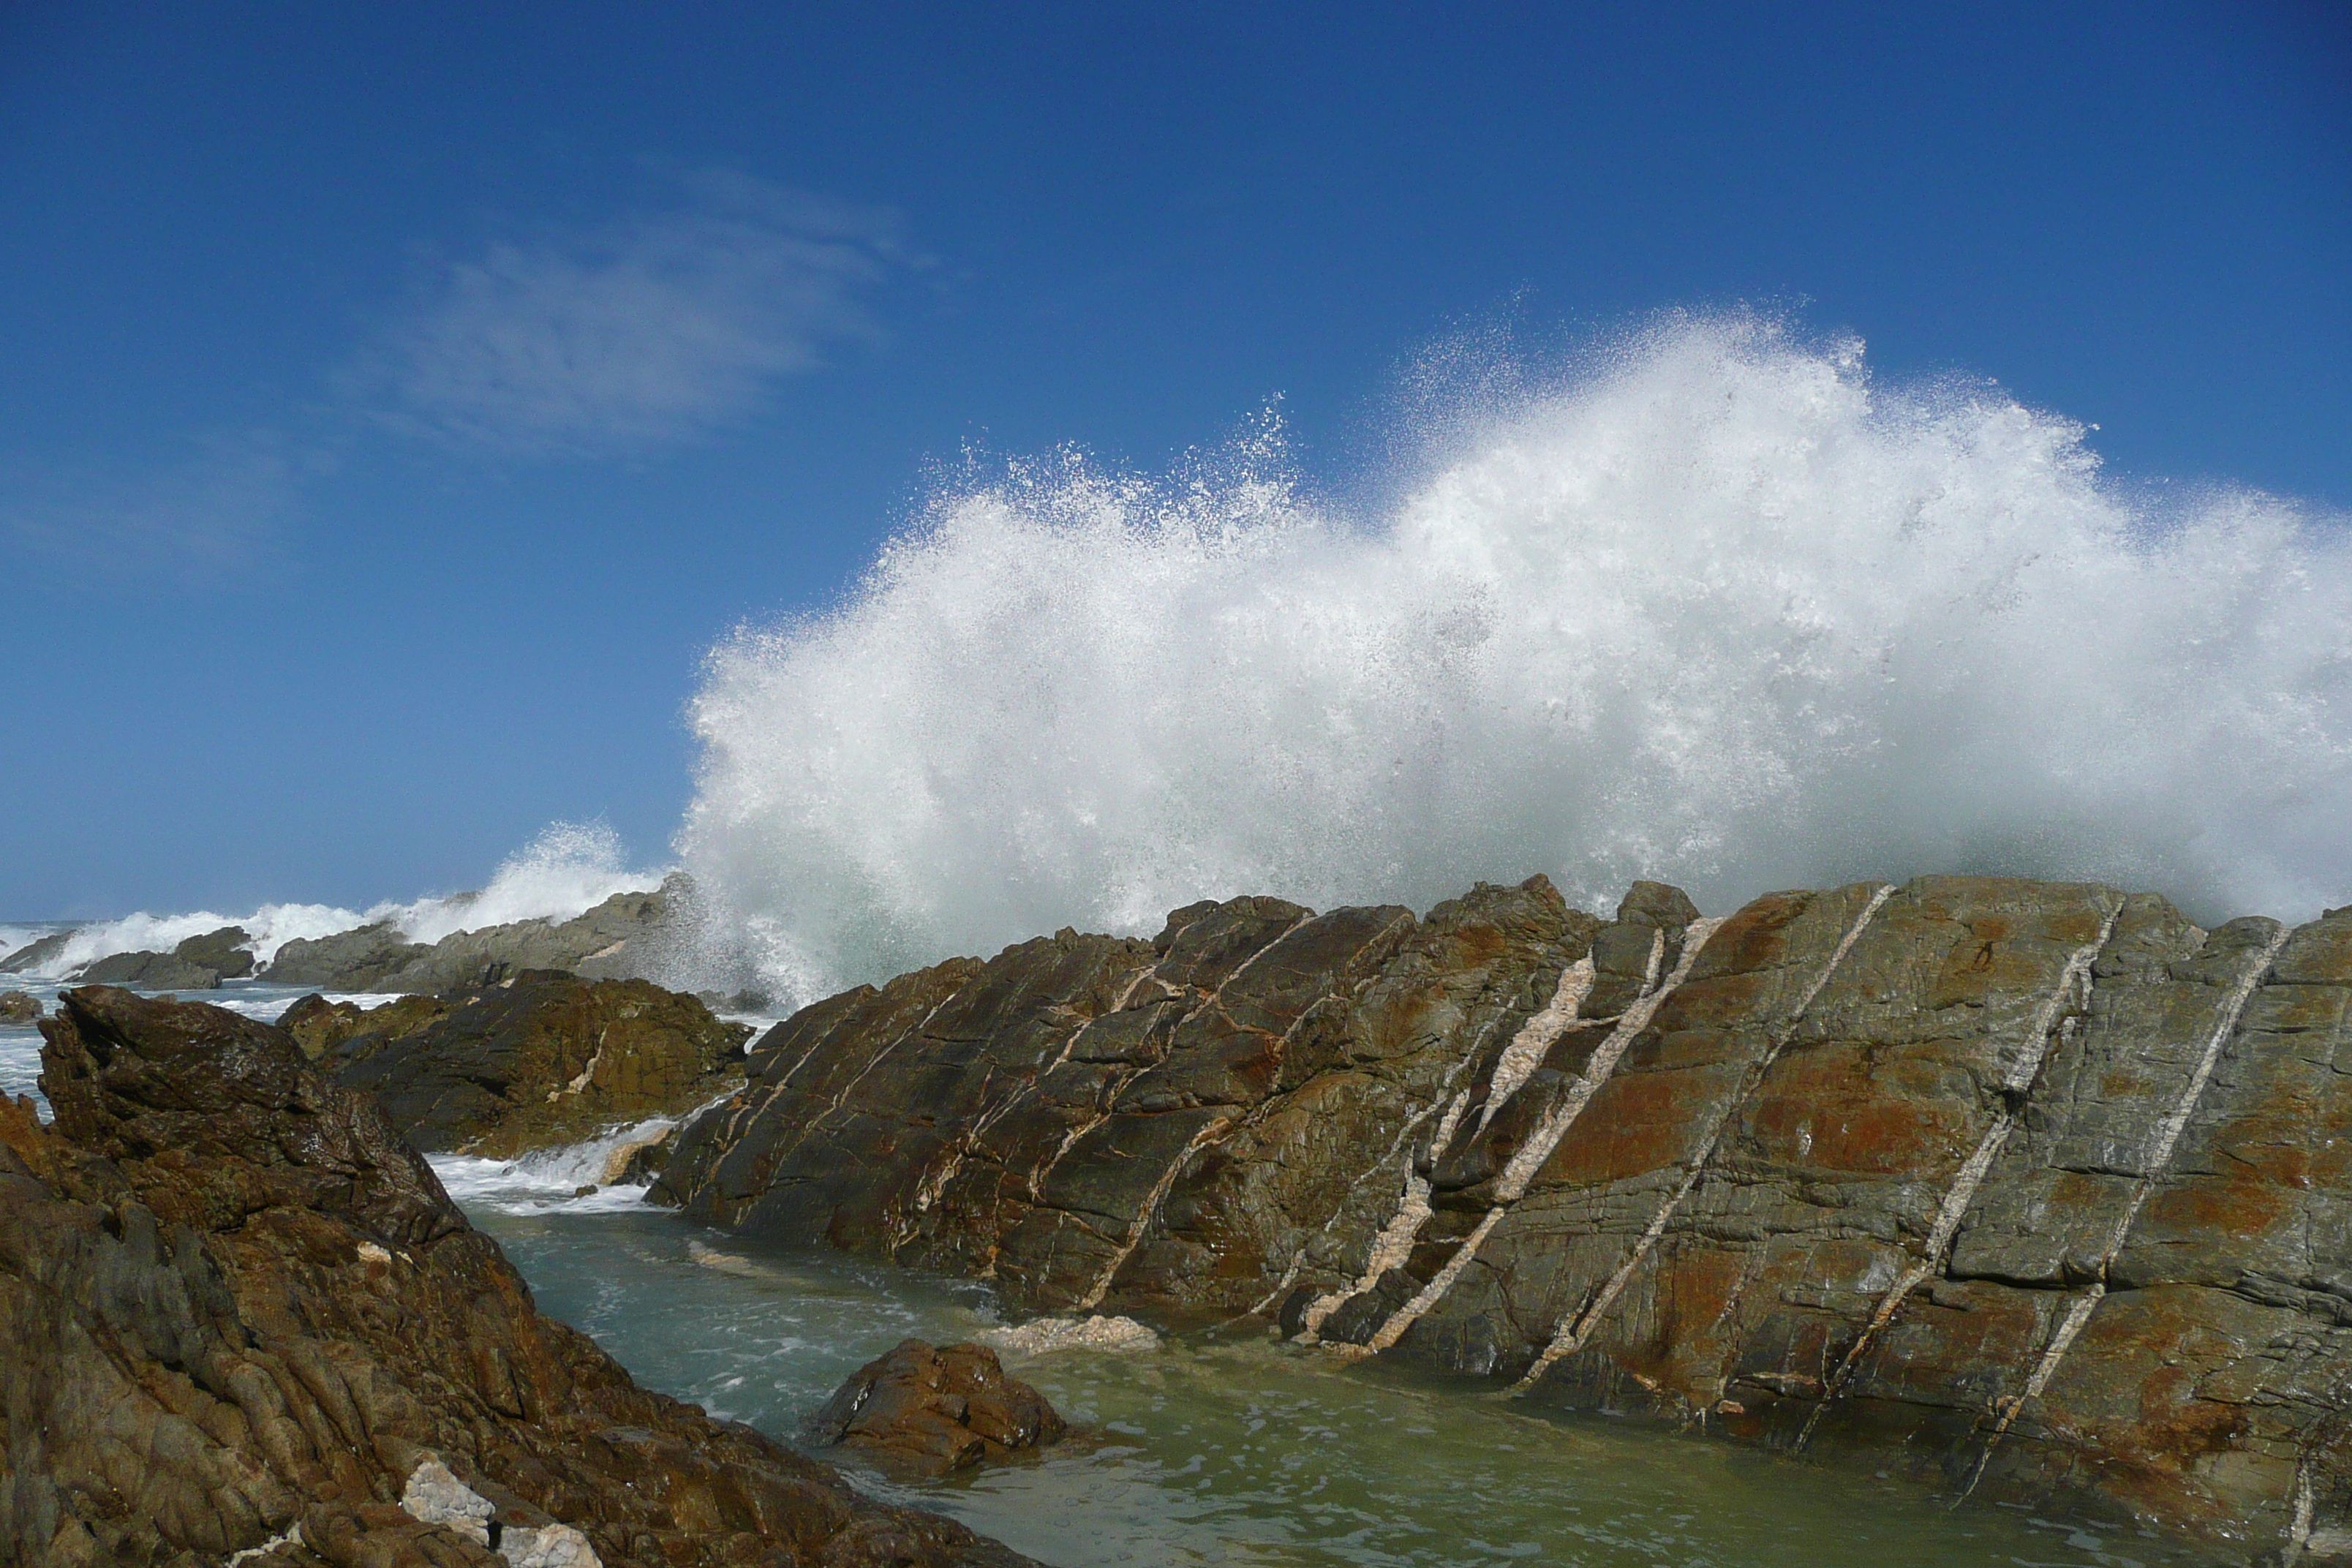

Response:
(364, 171), (913, 456)
(1, 430), (302, 586)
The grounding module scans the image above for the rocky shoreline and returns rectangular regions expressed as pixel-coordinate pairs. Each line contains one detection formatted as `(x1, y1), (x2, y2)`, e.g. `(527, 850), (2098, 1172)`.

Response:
(0, 878), (692, 997)
(0, 987), (1033, 1567)
(14, 870), (2352, 1564)
(648, 873), (2352, 1565)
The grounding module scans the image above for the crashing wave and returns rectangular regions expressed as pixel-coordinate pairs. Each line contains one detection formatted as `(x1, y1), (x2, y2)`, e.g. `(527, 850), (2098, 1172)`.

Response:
(676, 314), (2352, 1006)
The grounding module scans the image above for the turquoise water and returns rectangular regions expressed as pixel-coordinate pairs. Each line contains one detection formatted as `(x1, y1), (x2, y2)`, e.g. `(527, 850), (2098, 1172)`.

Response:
(461, 1190), (2218, 1568)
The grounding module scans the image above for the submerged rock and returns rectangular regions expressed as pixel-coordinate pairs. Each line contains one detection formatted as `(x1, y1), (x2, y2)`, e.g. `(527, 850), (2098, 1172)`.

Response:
(328, 970), (750, 1157)
(973, 1315), (1160, 1357)
(654, 872), (2352, 1562)
(810, 1340), (1067, 1474)
(0, 991), (37, 1026)
(2, 985), (1033, 1567)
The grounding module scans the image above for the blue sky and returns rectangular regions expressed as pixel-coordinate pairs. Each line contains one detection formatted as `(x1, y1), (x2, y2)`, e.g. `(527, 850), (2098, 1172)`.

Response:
(2, 1), (2347, 919)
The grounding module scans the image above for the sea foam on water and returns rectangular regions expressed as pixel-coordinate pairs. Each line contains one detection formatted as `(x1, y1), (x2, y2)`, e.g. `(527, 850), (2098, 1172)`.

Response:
(679, 315), (2352, 1006)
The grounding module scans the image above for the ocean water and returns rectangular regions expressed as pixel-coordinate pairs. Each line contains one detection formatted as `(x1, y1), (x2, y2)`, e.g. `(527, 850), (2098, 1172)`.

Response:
(674, 315), (2352, 1006)
(448, 1164), (2217, 1568)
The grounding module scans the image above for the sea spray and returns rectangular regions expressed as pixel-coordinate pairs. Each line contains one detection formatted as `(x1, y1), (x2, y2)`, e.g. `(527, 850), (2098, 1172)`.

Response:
(10, 818), (666, 980)
(681, 315), (2352, 1005)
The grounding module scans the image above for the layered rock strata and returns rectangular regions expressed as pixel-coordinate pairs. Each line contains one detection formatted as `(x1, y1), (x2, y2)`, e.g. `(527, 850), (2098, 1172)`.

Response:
(314, 972), (751, 1158)
(0, 986), (1032, 1567)
(653, 875), (2352, 1563)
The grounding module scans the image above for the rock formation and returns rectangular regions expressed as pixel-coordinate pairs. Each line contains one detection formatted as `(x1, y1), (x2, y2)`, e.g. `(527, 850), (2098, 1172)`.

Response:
(262, 881), (684, 994)
(0, 991), (38, 1026)
(808, 1341), (1066, 1475)
(652, 874), (2352, 1563)
(74, 924), (257, 990)
(0, 985), (1033, 1567)
(0, 930), (70, 974)
(314, 972), (750, 1158)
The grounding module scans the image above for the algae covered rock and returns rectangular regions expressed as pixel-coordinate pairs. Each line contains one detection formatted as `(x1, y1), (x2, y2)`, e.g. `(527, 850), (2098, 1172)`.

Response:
(328, 970), (750, 1156)
(0, 985), (1032, 1567)
(277, 990), (447, 1060)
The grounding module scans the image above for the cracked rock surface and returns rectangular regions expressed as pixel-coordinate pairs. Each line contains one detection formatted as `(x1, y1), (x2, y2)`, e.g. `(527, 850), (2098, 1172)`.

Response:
(654, 874), (2352, 1563)
(0, 985), (1033, 1568)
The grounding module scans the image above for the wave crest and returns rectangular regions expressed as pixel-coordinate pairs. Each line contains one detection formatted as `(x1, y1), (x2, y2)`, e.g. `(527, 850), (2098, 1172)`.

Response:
(681, 316), (2352, 1002)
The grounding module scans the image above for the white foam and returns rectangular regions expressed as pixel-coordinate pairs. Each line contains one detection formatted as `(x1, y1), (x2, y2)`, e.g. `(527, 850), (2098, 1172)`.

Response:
(679, 315), (2352, 1006)
(426, 1115), (680, 1215)
(385, 820), (666, 946)
(975, 1314), (1161, 1357)
(9, 820), (667, 982)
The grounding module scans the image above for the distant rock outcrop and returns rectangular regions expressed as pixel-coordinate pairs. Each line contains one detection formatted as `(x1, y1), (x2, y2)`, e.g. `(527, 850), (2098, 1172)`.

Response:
(261, 880), (685, 993)
(74, 924), (257, 991)
(810, 1340), (1066, 1475)
(324, 971), (751, 1158)
(1, 986), (1033, 1567)
(0, 930), (70, 974)
(0, 991), (38, 1026)
(653, 873), (2352, 1562)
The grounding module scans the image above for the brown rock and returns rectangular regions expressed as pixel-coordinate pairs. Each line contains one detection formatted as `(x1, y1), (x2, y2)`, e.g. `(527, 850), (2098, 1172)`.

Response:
(810, 1340), (1066, 1475)
(278, 990), (448, 1060)
(0, 990), (37, 1026)
(1, 986), (1031, 1567)
(328, 971), (752, 1157)
(651, 872), (2352, 1561)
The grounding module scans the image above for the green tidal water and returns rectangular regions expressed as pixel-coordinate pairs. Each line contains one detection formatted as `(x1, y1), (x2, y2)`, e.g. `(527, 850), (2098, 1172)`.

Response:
(462, 1196), (2221, 1568)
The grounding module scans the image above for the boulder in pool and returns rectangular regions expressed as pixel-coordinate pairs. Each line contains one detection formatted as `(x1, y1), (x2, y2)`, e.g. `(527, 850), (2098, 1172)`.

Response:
(811, 1339), (1068, 1474)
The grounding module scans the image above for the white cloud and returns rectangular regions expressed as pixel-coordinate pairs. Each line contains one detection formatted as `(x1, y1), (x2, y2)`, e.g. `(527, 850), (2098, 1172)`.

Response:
(1, 431), (300, 584)
(371, 173), (911, 456)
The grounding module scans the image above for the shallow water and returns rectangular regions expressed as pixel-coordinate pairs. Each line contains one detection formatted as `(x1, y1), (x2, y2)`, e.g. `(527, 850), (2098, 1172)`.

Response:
(456, 1174), (2218, 1568)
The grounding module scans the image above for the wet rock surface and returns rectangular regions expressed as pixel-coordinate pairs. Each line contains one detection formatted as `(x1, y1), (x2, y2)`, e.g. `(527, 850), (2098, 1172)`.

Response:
(324, 972), (752, 1157)
(0, 990), (38, 1025)
(655, 873), (2352, 1562)
(261, 881), (686, 994)
(0, 986), (1034, 1567)
(0, 930), (70, 974)
(809, 1340), (1066, 1476)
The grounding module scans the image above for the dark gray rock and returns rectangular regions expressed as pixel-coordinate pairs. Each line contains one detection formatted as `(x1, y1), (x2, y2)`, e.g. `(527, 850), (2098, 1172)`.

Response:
(257, 877), (687, 994)
(0, 930), (70, 973)
(75, 948), (223, 990)
(172, 924), (254, 979)
(258, 919), (426, 989)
